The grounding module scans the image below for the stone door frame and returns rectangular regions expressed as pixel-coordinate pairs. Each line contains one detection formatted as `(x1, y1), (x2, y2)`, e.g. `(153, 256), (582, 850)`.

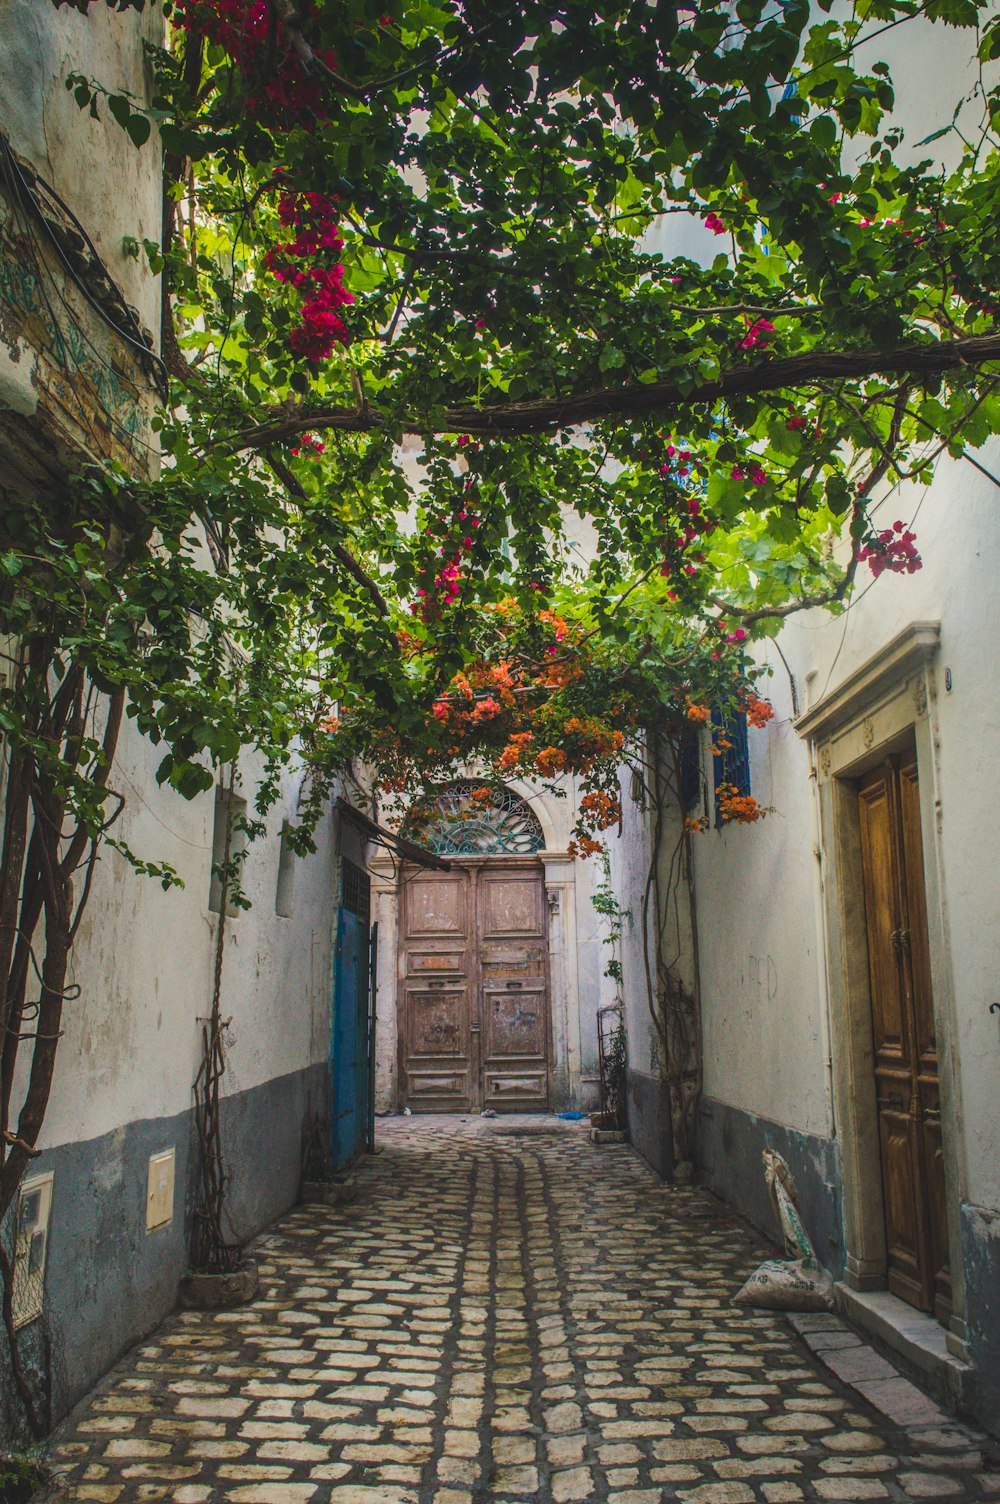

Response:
(371, 779), (583, 1114)
(795, 620), (968, 1356)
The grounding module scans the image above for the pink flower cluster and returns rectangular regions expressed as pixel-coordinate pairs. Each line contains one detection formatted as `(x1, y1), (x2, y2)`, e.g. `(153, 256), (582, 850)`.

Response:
(656, 444), (716, 581)
(412, 439), (484, 620)
(704, 213), (727, 236)
(730, 464), (767, 486)
(660, 442), (693, 479)
(175, 0), (339, 127)
(739, 317), (774, 351)
(859, 520), (922, 579)
(263, 192), (352, 363)
(289, 432), (325, 457)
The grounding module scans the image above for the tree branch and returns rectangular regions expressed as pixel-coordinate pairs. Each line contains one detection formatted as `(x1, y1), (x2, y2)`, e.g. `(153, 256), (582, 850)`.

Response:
(264, 452), (390, 616)
(221, 333), (1000, 449)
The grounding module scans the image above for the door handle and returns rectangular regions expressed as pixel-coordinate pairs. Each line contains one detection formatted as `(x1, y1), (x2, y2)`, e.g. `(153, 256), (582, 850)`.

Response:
(890, 928), (911, 955)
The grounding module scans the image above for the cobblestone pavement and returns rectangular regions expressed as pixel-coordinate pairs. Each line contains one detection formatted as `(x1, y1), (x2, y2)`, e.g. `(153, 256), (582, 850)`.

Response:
(51, 1117), (998, 1503)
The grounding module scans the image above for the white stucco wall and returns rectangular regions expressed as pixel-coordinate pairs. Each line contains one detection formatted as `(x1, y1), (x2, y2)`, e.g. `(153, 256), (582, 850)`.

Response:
(692, 437), (1000, 1215)
(691, 653), (833, 1139)
(27, 718), (339, 1153)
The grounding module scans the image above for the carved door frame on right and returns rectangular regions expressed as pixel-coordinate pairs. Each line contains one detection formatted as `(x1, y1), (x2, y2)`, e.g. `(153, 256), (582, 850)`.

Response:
(795, 622), (968, 1356)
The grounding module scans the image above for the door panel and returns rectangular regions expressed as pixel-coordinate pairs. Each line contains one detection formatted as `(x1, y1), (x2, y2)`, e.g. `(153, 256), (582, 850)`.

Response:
(857, 750), (950, 1319)
(898, 757), (952, 1321)
(858, 772), (910, 1066)
(481, 875), (543, 938)
(407, 876), (467, 936)
(478, 868), (549, 1112)
(401, 871), (473, 1111)
(400, 863), (549, 1112)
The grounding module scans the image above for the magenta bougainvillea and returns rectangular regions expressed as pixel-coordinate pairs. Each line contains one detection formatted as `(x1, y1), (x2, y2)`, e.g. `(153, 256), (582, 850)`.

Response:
(263, 191), (353, 361)
(859, 520), (923, 578)
(174, 0), (340, 125)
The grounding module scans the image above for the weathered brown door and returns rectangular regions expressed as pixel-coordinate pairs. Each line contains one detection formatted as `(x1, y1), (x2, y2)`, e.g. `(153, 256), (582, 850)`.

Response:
(857, 747), (951, 1321)
(400, 862), (549, 1112)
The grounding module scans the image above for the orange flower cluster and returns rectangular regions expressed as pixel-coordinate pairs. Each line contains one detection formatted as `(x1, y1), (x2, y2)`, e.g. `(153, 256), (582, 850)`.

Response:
(685, 696), (710, 723)
(535, 746), (568, 776)
(717, 783), (768, 825)
(579, 789), (622, 831)
(562, 717), (625, 759)
(684, 815), (709, 833)
(742, 693), (775, 729)
(498, 731), (535, 772)
(567, 835), (604, 859)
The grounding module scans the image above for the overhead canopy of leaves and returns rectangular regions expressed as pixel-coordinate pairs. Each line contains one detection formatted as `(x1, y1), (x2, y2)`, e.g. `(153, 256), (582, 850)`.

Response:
(34, 0), (1000, 809)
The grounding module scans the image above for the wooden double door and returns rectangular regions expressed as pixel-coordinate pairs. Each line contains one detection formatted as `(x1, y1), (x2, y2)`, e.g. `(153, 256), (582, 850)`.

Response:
(400, 860), (550, 1112)
(857, 746), (951, 1321)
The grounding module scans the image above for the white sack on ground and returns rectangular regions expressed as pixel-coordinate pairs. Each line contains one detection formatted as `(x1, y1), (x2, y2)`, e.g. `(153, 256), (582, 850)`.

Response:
(733, 1150), (835, 1312)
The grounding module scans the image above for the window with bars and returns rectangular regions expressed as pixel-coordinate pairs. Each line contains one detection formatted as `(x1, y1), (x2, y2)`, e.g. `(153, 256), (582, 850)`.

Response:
(712, 707), (751, 827)
(341, 857), (371, 924)
(679, 730), (703, 813)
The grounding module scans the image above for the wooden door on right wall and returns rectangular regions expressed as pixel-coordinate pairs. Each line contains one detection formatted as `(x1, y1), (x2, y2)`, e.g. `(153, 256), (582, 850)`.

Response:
(857, 746), (952, 1323)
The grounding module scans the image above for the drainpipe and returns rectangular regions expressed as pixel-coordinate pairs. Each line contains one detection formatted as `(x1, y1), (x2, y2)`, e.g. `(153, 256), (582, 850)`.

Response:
(807, 739), (836, 1140)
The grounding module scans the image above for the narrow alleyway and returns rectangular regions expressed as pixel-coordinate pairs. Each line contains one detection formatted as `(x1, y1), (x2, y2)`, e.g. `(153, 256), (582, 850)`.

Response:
(51, 1119), (997, 1504)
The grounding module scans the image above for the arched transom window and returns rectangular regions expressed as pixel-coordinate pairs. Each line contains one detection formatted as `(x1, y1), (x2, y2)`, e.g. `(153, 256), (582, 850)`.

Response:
(406, 781), (545, 856)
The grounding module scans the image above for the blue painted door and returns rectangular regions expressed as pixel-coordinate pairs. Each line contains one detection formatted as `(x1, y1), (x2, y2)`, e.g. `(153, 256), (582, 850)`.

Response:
(331, 904), (368, 1170)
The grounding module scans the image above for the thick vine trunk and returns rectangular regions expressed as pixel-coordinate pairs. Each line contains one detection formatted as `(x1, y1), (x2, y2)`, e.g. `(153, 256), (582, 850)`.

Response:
(225, 333), (1000, 448)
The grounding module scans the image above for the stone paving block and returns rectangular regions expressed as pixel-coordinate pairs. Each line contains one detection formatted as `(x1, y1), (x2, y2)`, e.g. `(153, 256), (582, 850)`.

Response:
(852, 1375), (948, 1427)
(46, 1118), (994, 1504)
(812, 1480), (889, 1500)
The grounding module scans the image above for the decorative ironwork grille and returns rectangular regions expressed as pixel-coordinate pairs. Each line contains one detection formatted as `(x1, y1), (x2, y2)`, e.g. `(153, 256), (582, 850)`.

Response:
(407, 782), (545, 856)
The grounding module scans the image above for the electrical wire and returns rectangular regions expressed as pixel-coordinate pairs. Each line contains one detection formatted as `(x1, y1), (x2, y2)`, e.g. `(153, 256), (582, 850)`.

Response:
(0, 147), (162, 460)
(0, 132), (168, 393)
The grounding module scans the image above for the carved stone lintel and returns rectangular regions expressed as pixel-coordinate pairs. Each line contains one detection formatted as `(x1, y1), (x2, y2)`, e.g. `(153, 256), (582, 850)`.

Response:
(546, 886), (561, 914)
(819, 746), (832, 778)
(861, 716), (875, 750)
(913, 675), (928, 717)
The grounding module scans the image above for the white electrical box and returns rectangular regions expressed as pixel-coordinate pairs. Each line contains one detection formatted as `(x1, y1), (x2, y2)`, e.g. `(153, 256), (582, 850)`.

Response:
(146, 1149), (175, 1232)
(13, 1171), (53, 1330)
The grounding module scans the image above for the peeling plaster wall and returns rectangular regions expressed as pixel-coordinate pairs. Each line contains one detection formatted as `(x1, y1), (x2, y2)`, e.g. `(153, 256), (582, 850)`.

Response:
(4, 713), (342, 1426)
(0, 8), (345, 1421)
(37, 724), (340, 1151)
(0, 0), (164, 334)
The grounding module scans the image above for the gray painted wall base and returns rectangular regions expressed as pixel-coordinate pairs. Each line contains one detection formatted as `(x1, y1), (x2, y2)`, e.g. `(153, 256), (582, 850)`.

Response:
(697, 1096), (844, 1277)
(627, 1069), (674, 1181)
(960, 1202), (1000, 1432)
(7, 1061), (329, 1434)
(698, 1100), (1000, 1437)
